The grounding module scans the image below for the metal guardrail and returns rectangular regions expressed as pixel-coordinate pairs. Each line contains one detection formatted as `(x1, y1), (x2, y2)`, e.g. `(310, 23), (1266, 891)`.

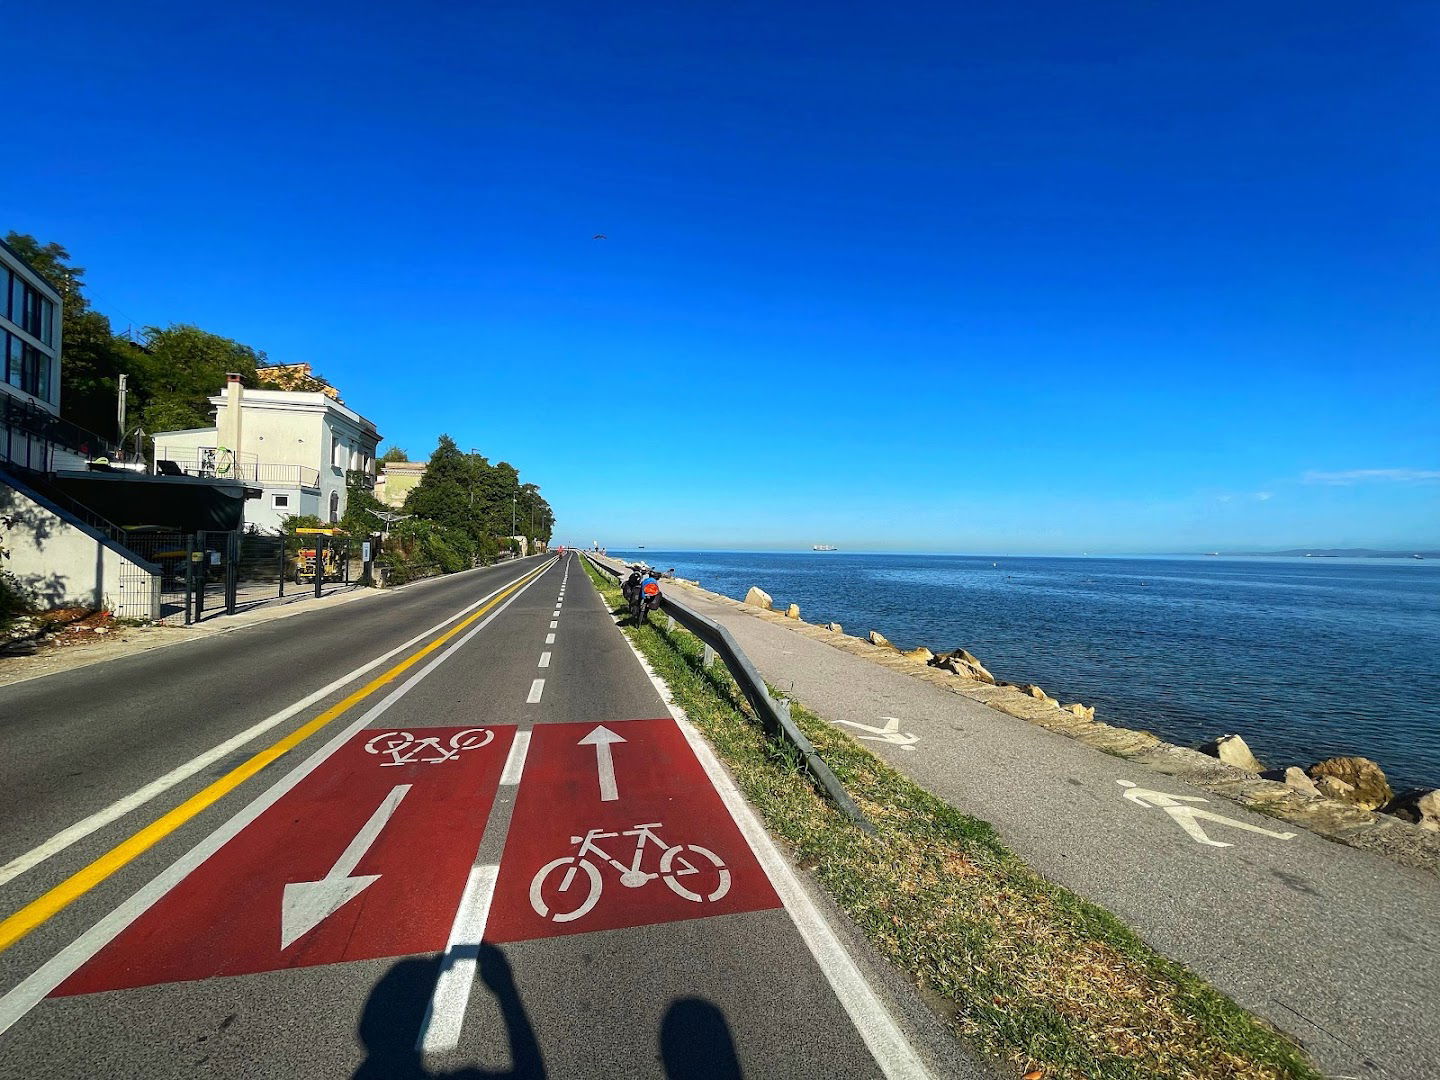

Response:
(583, 552), (875, 834)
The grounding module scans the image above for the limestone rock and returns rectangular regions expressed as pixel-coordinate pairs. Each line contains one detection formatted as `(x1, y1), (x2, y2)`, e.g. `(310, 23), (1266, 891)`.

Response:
(929, 649), (996, 684)
(867, 630), (895, 649)
(1315, 775), (1356, 801)
(1308, 757), (1393, 811)
(1282, 766), (1321, 797)
(1064, 703), (1096, 722)
(825, 622), (843, 634)
(1383, 789), (1440, 832)
(1199, 734), (1266, 773)
(743, 586), (773, 610)
(785, 603), (801, 619)
(902, 646), (934, 663)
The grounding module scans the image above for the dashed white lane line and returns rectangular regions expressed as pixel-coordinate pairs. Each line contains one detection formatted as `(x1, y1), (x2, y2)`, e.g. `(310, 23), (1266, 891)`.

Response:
(526, 679), (545, 703)
(549, 621), (557, 629)
(538, 652), (551, 668)
(417, 865), (498, 1055)
(552, 611), (560, 618)
(545, 633), (555, 644)
(499, 730), (531, 786)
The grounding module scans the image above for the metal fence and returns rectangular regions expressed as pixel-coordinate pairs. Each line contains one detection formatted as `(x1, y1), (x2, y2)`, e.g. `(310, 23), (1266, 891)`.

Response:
(582, 552), (874, 833)
(118, 530), (240, 624)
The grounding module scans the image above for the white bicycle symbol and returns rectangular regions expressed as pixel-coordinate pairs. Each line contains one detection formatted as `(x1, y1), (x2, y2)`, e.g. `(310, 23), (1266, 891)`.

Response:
(364, 728), (494, 766)
(529, 823), (731, 924)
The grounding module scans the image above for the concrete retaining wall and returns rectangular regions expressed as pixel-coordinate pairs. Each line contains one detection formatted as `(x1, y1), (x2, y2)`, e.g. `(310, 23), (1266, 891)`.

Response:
(0, 479), (161, 620)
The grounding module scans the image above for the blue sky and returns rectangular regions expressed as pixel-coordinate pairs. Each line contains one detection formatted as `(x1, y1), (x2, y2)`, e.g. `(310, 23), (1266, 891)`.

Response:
(6, 1), (1437, 552)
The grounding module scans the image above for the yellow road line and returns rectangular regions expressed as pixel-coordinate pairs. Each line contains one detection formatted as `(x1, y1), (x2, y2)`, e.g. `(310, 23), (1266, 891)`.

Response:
(0, 564), (546, 953)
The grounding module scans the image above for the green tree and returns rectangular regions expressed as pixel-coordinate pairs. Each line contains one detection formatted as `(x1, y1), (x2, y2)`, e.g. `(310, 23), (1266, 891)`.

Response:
(402, 435), (478, 538)
(130, 324), (267, 434)
(380, 446), (409, 463)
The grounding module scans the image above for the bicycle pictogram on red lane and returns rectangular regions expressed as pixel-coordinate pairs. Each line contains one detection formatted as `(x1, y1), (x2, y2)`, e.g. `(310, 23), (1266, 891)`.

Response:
(55, 725), (514, 997)
(485, 717), (781, 943)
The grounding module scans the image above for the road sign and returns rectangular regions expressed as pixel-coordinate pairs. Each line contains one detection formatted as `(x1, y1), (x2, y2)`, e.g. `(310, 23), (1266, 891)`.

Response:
(485, 717), (780, 943)
(362, 540), (372, 562)
(56, 726), (514, 996)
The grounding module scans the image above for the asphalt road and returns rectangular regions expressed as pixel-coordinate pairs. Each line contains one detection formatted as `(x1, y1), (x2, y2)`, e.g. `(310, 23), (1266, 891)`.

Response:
(661, 578), (1440, 1080)
(0, 555), (961, 1079)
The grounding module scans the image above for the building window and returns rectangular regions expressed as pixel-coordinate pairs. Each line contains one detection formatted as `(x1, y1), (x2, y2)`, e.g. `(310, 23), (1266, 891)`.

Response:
(2, 333), (45, 399)
(273, 494), (290, 509)
(329, 491), (340, 523)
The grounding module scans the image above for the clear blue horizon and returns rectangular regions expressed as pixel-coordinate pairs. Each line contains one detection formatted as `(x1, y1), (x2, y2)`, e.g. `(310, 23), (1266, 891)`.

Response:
(6, 1), (1437, 553)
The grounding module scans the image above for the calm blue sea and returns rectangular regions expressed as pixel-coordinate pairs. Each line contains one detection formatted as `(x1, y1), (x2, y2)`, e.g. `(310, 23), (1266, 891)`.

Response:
(611, 550), (1440, 790)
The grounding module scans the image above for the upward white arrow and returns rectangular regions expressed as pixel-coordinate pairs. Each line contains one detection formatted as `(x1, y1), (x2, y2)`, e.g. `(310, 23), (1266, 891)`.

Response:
(578, 726), (626, 802)
(280, 784), (410, 950)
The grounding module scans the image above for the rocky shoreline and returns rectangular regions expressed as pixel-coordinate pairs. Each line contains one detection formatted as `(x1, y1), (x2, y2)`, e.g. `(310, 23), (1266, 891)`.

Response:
(726, 581), (1440, 861)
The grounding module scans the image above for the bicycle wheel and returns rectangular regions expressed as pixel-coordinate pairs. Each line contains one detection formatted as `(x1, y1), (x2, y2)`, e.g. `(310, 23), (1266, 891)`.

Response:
(659, 844), (731, 903)
(530, 856), (603, 923)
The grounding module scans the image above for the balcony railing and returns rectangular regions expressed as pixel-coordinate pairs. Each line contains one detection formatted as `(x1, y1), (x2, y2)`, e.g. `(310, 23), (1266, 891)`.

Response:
(156, 449), (321, 488)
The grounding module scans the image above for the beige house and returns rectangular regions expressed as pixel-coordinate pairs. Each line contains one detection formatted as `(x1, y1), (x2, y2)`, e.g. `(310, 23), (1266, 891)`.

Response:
(375, 460), (426, 508)
(153, 376), (381, 532)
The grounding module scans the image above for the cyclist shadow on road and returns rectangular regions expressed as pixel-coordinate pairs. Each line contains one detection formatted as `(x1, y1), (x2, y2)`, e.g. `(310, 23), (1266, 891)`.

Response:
(661, 997), (743, 1080)
(353, 945), (545, 1080)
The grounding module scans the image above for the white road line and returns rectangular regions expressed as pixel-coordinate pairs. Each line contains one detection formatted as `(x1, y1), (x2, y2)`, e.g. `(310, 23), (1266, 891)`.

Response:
(0, 565), (541, 892)
(614, 630), (933, 1080)
(416, 864), (500, 1054)
(538, 652), (551, 668)
(545, 633), (555, 644)
(0, 566), (547, 1039)
(552, 610), (560, 618)
(499, 731), (531, 786)
(549, 621), (557, 629)
(526, 679), (545, 703)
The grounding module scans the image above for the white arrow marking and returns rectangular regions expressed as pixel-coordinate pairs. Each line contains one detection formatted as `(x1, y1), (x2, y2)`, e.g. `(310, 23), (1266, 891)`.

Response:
(835, 717), (919, 747)
(578, 726), (626, 802)
(280, 783), (410, 949)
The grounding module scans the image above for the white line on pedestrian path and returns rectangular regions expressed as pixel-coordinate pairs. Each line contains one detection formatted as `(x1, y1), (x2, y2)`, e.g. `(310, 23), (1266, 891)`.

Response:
(499, 731), (531, 787)
(416, 863), (500, 1054)
(0, 566), (548, 1039)
(526, 679), (545, 703)
(545, 633), (555, 644)
(538, 652), (551, 668)
(0, 564), (542, 892)
(614, 629), (933, 1080)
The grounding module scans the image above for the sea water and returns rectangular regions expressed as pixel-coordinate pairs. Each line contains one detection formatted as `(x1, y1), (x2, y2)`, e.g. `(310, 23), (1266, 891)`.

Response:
(612, 551), (1440, 790)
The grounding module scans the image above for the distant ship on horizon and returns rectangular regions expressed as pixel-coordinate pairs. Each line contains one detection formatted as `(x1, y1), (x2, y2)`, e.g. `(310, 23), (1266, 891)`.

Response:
(812, 544), (838, 552)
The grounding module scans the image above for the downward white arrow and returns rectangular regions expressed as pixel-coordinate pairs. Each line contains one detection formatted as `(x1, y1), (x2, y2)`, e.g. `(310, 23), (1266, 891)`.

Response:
(578, 726), (626, 802)
(280, 784), (410, 950)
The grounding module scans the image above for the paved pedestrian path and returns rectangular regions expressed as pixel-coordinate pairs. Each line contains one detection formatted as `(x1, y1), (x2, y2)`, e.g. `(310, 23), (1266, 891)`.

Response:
(665, 579), (1440, 1080)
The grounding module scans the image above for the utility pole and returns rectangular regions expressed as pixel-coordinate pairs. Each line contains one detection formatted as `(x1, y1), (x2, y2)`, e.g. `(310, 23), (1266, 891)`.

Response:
(116, 374), (127, 454)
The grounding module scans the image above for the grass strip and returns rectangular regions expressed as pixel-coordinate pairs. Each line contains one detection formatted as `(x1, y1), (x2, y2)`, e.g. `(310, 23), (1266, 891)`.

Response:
(580, 556), (1318, 1080)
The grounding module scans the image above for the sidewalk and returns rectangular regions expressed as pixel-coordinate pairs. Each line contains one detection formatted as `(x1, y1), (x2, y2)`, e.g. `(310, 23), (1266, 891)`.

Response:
(665, 578), (1440, 1080)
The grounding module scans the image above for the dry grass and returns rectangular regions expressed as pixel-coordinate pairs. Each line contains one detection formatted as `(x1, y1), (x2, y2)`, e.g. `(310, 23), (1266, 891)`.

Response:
(580, 558), (1318, 1080)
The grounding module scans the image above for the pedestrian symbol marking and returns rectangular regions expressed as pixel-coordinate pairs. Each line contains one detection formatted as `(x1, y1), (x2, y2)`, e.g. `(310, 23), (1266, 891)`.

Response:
(528, 823), (730, 924)
(836, 716), (919, 749)
(485, 717), (779, 943)
(55, 726), (513, 996)
(365, 727), (495, 766)
(1117, 780), (1297, 848)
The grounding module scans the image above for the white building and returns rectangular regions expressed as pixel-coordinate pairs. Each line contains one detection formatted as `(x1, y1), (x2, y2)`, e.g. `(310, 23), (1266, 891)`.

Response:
(0, 238), (81, 472)
(153, 376), (381, 533)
